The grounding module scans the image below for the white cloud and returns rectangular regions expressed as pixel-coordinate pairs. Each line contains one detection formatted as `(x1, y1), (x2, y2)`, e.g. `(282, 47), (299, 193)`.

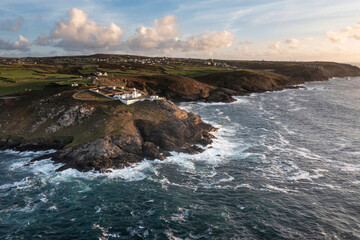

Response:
(0, 16), (24, 32)
(269, 41), (281, 50)
(36, 9), (233, 53)
(128, 15), (179, 49)
(284, 38), (302, 49)
(128, 15), (234, 52)
(268, 38), (305, 55)
(177, 30), (234, 51)
(235, 46), (251, 54)
(0, 35), (31, 50)
(34, 33), (51, 46)
(327, 21), (360, 43)
(39, 8), (124, 51)
(326, 31), (346, 43)
(238, 40), (252, 45)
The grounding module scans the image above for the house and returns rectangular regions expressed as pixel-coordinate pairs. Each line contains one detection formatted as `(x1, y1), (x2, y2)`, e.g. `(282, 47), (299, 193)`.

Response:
(89, 87), (160, 105)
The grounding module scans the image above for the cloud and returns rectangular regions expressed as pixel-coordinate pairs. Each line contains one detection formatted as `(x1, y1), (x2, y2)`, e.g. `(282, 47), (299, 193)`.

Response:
(34, 8), (233, 53)
(128, 15), (234, 52)
(303, 37), (313, 41)
(238, 40), (252, 45)
(0, 16), (24, 32)
(38, 8), (124, 51)
(0, 35), (31, 50)
(327, 21), (360, 43)
(236, 46), (251, 54)
(34, 33), (51, 46)
(268, 38), (304, 54)
(128, 15), (179, 49)
(176, 30), (234, 51)
(284, 38), (302, 49)
(326, 31), (346, 43)
(269, 41), (281, 50)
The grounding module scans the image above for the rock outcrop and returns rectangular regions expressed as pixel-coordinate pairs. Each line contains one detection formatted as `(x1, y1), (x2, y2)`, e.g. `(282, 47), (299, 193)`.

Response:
(0, 87), (215, 172)
(1, 60), (360, 172)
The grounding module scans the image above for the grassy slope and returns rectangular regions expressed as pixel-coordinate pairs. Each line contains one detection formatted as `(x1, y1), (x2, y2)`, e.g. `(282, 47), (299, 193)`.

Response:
(0, 85), (172, 148)
(1, 57), (359, 98)
(0, 63), (88, 96)
(1, 56), (359, 149)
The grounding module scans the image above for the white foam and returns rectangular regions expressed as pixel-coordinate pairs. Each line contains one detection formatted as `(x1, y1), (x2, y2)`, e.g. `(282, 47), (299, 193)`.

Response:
(25, 157), (156, 183)
(345, 151), (360, 156)
(334, 162), (360, 172)
(286, 169), (310, 181)
(1, 149), (56, 157)
(0, 177), (31, 190)
(264, 184), (297, 194)
(235, 183), (255, 190)
(288, 106), (307, 112)
(29, 158), (62, 176)
(48, 205), (57, 211)
(217, 174), (235, 183)
(171, 208), (189, 222)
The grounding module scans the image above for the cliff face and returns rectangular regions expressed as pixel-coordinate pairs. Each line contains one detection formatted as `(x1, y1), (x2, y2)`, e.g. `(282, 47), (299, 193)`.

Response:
(105, 62), (360, 103)
(0, 86), (215, 171)
(1, 61), (359, 172)
(194, 63), (360, 95)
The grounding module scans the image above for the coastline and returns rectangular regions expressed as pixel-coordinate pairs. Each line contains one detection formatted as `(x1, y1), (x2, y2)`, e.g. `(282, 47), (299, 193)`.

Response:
(1, 59), (360, 172)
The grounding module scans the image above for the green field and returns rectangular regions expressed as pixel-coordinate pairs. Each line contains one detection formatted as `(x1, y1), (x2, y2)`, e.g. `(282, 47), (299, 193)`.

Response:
(0, 61), (237, 96)
(0, 56), (339, 96)
(0, 63), (89, 96)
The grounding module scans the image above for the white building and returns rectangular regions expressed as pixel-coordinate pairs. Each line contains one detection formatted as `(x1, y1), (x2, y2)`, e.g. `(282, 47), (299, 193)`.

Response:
(90, 87), (160, 105)
(113, 88), (142, 100)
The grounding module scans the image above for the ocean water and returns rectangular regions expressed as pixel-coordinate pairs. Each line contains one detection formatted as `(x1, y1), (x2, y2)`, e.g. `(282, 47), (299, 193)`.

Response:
(1, 77), (360, 239)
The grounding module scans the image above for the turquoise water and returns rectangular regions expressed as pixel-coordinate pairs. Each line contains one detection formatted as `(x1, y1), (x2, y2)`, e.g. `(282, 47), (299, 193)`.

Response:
(1, 77), (360, 239)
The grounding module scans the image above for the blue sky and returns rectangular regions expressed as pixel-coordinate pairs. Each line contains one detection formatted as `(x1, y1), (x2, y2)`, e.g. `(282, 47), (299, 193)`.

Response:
(0, 0), (360, 61)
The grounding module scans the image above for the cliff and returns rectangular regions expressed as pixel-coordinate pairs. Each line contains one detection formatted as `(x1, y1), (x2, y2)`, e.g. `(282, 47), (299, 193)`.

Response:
(0, 86), (215, 171)
(104, 62), (360, 103)
(1, 59), (359, 172)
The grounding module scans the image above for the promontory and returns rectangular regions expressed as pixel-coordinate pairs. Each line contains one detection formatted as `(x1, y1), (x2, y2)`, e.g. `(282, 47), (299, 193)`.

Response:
(0, 55), (359, 172)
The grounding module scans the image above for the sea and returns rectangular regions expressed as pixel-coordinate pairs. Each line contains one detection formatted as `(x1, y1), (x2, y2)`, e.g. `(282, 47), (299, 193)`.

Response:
(1, 77), (360, 239)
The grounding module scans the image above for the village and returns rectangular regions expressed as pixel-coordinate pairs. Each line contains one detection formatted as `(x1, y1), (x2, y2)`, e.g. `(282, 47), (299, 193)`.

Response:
(0, 54), (236, 69)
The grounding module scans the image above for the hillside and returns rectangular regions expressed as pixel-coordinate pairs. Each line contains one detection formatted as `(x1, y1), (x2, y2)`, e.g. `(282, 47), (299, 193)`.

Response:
(1, 55), (360, 171)
(0, 84), (215, 171)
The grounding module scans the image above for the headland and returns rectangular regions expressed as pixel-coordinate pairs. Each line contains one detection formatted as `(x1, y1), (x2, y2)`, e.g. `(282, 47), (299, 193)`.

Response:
(1, 54), (359, 171)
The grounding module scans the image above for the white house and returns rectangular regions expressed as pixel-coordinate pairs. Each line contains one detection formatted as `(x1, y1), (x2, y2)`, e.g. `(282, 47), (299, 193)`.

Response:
(131, 88), (142, 98)
(113, 88), (141, 100)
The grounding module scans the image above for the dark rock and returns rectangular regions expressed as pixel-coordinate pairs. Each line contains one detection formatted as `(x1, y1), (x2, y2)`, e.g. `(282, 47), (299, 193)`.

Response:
(205, 90), (236, 103)
(142, 141), (161, 159)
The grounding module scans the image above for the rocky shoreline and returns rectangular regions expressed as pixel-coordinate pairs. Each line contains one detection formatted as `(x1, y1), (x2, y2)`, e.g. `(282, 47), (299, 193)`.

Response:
(0, 91), (216, 172)
(1, 61), (360, 172)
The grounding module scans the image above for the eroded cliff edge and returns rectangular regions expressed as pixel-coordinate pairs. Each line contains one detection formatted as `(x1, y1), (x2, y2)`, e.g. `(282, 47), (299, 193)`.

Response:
(1, 61), (360, 172)
(0, 87), (215, 171)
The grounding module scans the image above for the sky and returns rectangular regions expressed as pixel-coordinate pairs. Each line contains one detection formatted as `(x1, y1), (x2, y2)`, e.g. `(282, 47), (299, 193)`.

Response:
(0, 0), (360, 62)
